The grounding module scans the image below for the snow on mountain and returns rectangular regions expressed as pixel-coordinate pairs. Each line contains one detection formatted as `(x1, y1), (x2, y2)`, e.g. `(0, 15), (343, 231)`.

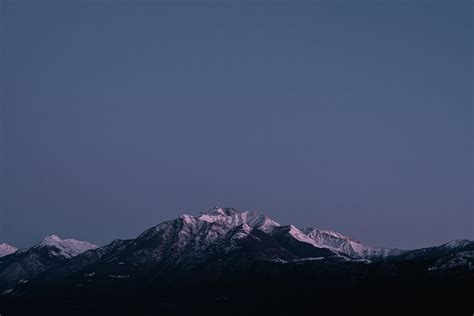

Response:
(2, 207), (472, 293)
(0, 244), (17, 258)
(229, 223), (254, 241)
(273, 225), (321, 248)
(52, 211), (288, 278)
(38, 238), (133, 283)
(270, 225), (339, 258)
(0, 235), (97, 288)
(303, 228), (403, 259)
(440, 239), (472, 249)
(95, 214), (253, 269)
(35, 235), (97, 259)
(196, 208), (400, 259)
(140, 208), (398, 260)
(197, 207), (280, 233)
(44, 216), (296, 284)
(123, 208), (336, 267)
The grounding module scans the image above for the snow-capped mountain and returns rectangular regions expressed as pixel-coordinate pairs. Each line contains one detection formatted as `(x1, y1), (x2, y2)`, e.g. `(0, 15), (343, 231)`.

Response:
(35, 235), (97, 259)
(129, 214), (256, 266)
(185, 207), (401, 259)
(1, 207), (472, 292)
(197, 207), (280, 233)
(303, 228), (404, 259)
(194, 207), (401, 259)
(78, 207), (349, 269)
(271, 225), (340, 259)
(61, 211), (294, 275)
(0, 235), (96, 288)
(0, 207), (472, 316)
(0, 244), (17, 258)
(441, 239), (472, 249)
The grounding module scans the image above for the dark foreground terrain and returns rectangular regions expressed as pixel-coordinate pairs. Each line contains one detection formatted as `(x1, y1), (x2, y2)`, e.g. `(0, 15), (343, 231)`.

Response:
(1, 258), (472, 316)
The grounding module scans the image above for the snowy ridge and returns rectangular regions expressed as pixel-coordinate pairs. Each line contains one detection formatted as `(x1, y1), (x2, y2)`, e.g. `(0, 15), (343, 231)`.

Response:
(0, 244), (17, 258)
(197, 207), (280, 233)
(0, 207), (472, 292)
(303, 228), (403, 259)
(230, 223), (254, 241)
(131, 213), (259, 266)
(35, 235), (97, 259)
(168, 208), (400, 260)
(0, 235), (97, 288)
(441, 239), (472, 249)
(272, 225), (322, 248)
(193, 208), (400, 259)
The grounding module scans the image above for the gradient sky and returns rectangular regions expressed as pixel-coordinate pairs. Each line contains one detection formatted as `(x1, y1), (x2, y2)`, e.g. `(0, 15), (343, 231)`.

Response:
(1, 0), (472, 249)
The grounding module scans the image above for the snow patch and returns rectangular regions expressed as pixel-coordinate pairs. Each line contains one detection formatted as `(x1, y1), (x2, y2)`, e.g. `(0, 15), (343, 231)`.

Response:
(441, 239), (471, 249)
(304, 228), (402, 259)
(0, 243), (17, 257)
(198, 208), (280, 233)
(37, 235), (97, 259)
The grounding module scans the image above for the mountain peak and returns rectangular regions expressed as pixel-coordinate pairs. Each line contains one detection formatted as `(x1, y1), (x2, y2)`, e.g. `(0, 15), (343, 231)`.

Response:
(0, 243), (17, 257)
(208, 207), (240, 216)
(40, 234), (62, 244)
(180, 214), (197, 224)
(304, 228), (351, 241)
(35, 235), (98, 258)
(197, 207), (280, 233)
(442, 239), (472, 249)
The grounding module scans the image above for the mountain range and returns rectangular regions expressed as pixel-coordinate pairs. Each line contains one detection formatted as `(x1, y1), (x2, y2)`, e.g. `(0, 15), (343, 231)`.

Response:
(0, 207), (472, 316)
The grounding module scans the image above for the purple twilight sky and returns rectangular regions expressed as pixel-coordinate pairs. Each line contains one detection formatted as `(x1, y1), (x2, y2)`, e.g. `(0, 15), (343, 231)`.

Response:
(1, 0), (472, 249)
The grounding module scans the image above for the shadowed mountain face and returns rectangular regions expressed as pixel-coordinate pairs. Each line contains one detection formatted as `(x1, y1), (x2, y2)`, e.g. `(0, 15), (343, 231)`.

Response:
(0, 208), (472, 316)
(0, 236), (96, 287)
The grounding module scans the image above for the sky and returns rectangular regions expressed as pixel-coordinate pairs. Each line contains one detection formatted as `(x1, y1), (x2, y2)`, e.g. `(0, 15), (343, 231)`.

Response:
(1, 0), (472, 249)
